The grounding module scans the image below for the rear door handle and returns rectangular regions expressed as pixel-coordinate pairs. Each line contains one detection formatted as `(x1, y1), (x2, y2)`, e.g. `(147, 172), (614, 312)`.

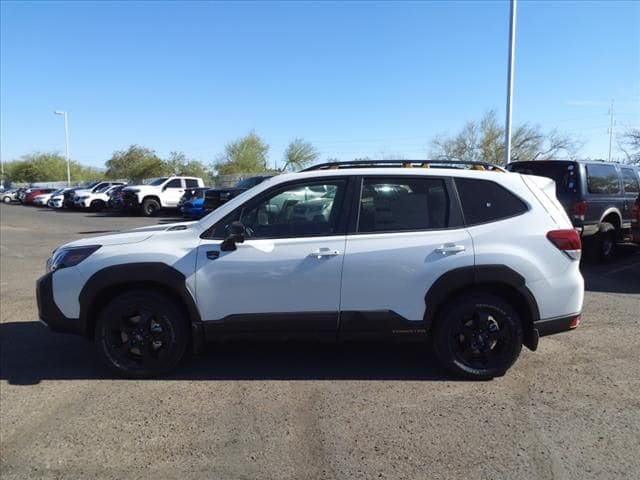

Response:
(206, 250), (220, 260)
(435, 244), (466, 255)
(309, 248), (340, 258)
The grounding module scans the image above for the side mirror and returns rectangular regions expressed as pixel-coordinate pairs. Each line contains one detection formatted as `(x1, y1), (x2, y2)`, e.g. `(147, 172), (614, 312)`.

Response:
(220, 221), (246, 251)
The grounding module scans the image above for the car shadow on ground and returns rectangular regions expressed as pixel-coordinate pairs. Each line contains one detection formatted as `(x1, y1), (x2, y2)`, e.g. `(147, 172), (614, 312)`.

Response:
(581, 244), (640, 294)
(0, 322), (461, 385)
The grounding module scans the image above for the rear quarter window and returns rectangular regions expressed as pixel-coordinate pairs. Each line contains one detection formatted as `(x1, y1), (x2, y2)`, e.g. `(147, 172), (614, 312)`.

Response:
(455, 178), (528, 225)
(586, 164), (621, 194)
(621, 168), (639, 193)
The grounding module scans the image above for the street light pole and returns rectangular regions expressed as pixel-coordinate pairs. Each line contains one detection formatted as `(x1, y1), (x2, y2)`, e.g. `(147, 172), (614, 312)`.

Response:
(54, 110), (71, 186)
(504, 0), (517, 167)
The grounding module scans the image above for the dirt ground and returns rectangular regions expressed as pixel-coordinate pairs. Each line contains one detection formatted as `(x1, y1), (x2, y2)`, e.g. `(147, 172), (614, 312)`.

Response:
(1, 203), (639, 480)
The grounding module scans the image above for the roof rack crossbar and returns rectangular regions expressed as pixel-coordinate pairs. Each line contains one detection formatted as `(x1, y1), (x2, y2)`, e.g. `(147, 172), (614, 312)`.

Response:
(301, 160), (506, 172)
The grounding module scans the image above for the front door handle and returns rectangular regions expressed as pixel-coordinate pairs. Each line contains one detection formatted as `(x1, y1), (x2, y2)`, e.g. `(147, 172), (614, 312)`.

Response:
(435, 243), (466, 255)
(309, 248), (340, 258)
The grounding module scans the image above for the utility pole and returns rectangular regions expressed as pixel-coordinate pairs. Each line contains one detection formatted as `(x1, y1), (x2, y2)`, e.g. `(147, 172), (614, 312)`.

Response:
(54, 110), (71, 186)
(503, 0), (517, 167)
(607, 99), (614, 162)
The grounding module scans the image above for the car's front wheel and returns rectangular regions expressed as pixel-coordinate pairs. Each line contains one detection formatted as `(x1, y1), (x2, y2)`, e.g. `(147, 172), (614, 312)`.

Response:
(2, 196), (11, 203)
(94, 290), (189, 378)
(432, 292), (523, 380)
(142, 198), (160, 217)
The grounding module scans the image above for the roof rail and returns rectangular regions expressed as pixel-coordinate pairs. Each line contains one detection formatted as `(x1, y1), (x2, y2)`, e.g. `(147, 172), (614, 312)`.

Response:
(301, 160), (506, 172)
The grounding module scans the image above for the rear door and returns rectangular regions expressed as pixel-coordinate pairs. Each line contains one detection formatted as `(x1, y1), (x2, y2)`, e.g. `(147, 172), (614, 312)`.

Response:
(339, 175), (473, 337)
(620, 167), (640, 227)
(584, 163), (624, 227)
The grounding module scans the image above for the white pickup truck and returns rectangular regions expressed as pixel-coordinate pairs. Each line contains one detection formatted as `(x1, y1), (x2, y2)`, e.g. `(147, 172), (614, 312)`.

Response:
(121, 176), (205, 216)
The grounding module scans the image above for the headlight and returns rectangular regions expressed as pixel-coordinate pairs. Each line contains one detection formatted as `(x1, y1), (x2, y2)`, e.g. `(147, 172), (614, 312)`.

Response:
(47, 245), (101, 272)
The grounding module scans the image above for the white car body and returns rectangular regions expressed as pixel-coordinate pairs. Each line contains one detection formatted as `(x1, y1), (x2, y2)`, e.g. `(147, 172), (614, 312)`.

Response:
(74, 185), (124, 209)
(48, 192), (66, 209)
(33, 193), (54, 206)
(37, 165), (585, 378)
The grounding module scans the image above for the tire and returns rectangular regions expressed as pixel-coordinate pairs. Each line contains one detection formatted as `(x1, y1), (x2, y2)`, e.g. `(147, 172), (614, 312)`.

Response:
(432, 292), (523, 380)
(94, 290), (189, 378)
(2, 196), (10, 203)
(90, 200), (105, 212)
(596, 223), (616, 262)
(142, 198), (160, 217)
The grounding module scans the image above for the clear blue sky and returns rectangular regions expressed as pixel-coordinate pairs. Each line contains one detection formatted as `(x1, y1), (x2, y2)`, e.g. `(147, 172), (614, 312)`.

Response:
(1, 0), (639, 169)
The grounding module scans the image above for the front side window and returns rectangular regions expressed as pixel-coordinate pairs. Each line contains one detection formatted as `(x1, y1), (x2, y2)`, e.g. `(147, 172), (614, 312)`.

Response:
(586, 164), (620, 194)
(456, 178), (528, 225)
(165, 179), (183, 189)
(357, 177), (449, 233)
(621, 168), (639, 193)
(211, 180), (346, 239)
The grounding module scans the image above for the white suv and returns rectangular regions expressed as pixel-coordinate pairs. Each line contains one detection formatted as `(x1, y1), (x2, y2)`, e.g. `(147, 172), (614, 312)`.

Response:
(122, 176), (205, 216)
(36, 161), (584, 379)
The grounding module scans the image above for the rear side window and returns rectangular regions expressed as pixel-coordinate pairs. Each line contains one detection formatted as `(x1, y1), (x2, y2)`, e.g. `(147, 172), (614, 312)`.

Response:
(621, 168), (639, 193)
(586, 164), (620, 194)
(185, 179), (199, 188)
(357, 177), (449, 233)
(455, 178), (527, 225)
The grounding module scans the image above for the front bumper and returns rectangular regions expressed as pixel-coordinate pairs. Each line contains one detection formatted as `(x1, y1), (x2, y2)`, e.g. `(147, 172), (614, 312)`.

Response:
(122, 193), (141, 209)
(36, 272), (86, 336)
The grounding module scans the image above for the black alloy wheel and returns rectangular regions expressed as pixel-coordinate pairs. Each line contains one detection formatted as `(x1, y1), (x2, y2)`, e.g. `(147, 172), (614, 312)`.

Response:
(95, 291), (188, 378)
(433, 293), (523, 380)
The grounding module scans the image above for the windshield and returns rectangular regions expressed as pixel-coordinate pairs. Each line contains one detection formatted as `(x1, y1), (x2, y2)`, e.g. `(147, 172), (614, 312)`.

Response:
(508, 162), (578, 194)
(147, 177), (169, 186)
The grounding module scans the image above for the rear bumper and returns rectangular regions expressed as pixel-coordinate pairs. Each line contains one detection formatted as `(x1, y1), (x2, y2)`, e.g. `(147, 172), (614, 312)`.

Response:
(36, 272), (86, 336)
(534, 313), (581, 337)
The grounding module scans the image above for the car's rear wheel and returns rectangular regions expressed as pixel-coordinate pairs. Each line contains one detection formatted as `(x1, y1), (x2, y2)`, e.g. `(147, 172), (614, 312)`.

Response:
(95, 290), (189, 378)
(142, 198), (160, 217)
(432, 293), (523, 380)
(596, 222), (617, 262)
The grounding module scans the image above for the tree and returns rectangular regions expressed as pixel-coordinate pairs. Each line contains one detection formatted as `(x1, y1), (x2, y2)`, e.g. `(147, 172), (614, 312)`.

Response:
(105, 145), (168, 182)
(164, 151), (211, 179)
(618, 128), (640, 165)
(4, 152), (103, 183)
(281, 138), (319, 171)
(213, 131), (270, 175)
(430, 110), (581, 164)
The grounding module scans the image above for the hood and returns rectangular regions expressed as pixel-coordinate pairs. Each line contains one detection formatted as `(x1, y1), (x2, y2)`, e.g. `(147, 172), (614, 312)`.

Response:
(132, 220), (197, 232)
(124, 184), (157, 191)
(62, 230), (155, 248)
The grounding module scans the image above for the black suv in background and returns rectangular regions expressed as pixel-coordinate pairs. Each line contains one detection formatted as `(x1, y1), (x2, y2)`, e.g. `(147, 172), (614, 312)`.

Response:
(508, 160), (640, 260)
(203, 175), (273, 213)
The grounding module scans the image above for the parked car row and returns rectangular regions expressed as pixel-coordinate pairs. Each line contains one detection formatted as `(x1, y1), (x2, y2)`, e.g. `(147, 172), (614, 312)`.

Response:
(1, 175), (275, 219)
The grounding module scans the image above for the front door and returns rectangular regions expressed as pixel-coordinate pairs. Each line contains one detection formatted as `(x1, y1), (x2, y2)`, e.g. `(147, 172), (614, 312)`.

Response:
(195, 178), (349, 335)
(163, 178), (185, 207)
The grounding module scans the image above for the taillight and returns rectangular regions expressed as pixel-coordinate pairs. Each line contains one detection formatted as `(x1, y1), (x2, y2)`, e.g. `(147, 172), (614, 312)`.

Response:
(573, 201), (587, 221)
(547, 229), (582, 260)
(631, 200), (639, 225)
